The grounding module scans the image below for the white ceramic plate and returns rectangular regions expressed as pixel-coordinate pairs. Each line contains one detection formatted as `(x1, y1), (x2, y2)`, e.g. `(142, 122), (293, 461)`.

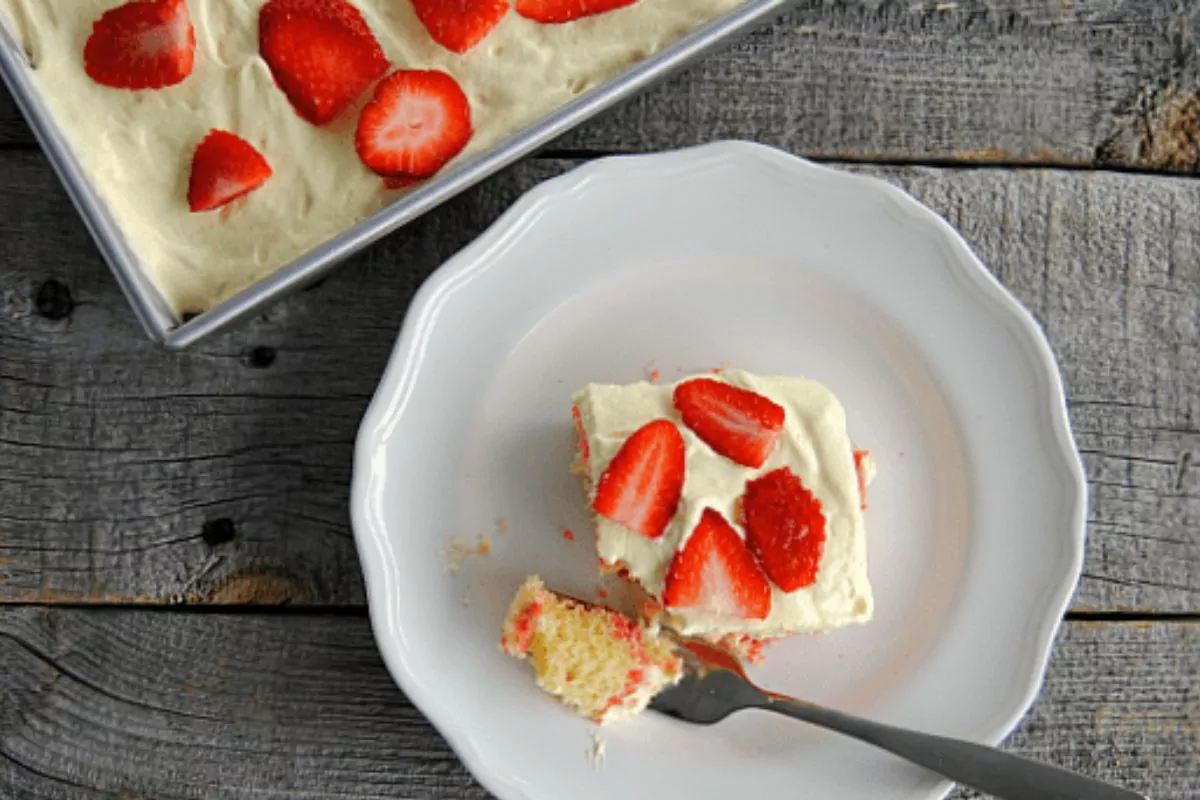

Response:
(350, 141), (1087, 800)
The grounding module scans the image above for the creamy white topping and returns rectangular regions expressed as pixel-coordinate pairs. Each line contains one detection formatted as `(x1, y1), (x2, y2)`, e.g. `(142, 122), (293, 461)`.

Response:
(573, 369), (874, 638)
(0, 0), (748, 313)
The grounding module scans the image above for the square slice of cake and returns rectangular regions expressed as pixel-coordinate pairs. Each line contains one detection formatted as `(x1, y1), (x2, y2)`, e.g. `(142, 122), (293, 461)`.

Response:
(571, 369), (873, 650)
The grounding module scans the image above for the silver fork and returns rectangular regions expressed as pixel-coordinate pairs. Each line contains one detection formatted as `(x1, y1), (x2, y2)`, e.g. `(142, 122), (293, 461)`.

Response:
(649, 642), (1147, 800)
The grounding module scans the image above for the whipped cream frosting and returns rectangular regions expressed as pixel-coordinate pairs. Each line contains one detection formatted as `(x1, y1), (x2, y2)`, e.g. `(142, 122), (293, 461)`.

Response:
(573, 369), (874, 638)
(0, 0), (748, 313)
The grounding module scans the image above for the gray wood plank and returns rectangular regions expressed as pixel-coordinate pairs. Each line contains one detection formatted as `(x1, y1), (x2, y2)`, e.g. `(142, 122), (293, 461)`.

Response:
(0, 609), (1194, 799)
(855, 164), (1200, 615)
(1, 151), (1197, 612)
(1, 1), (1197, 170)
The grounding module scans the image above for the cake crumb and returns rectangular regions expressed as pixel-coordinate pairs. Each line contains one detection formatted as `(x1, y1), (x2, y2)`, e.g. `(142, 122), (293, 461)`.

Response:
(446, 536), (493, 573)
(710, 360), (732, 374)
(562, 529), (575, 542)
(644, 360), (660, 382)
(496, 517), (509, 535)
(596, 587), (609, 600)
(588, 728), (607, 771)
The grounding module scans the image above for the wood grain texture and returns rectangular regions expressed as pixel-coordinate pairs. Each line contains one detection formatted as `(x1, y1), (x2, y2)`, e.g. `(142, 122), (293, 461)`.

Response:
(0, 609), (1194, 799)
(855, 164), (1200, 615)
(1, 151), (1197, 611)
(0, 7), (1194, 799)
(1, 1), (1198, 170)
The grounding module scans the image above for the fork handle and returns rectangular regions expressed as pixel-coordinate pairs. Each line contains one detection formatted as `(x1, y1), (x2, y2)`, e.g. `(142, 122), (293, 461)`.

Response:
(760, 695), (1146, 800)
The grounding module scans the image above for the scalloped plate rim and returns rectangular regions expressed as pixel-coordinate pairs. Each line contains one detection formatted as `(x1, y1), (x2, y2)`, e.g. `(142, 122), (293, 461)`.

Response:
(349, 141), (1087, 800)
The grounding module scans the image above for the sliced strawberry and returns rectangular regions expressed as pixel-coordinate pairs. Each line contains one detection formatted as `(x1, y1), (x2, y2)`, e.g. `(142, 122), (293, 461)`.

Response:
(515, 0), (637, 23)
(673, 378), (785, 468)
(84, 0), (195, 90)
(742, 467), (827, 592)
(259, 0), (389, 125)
(412, 0), (509, 53)
(664, 509), (771, 620)
(355, 70), (472, 180)
(187, 130), (273, 212)
(592, 419), (684, 539)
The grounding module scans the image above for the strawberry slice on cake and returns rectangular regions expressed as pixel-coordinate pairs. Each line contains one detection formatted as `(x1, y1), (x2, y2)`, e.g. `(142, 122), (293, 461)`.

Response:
(412, 0), (510, 53)
(355, 70), (473, 181)
(84, 0), (195, 90)
(742, 466), (828, 592)
(259, 0), (389, 125)
(673, 377), (785, 468)
(187, 130), (273, 213)
(516, 0), (639, 24)
(592, 419), (685, 540)
(664, 508), (771, 621)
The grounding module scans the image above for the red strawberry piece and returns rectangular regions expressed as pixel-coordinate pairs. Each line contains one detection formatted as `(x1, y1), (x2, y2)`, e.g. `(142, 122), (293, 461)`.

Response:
(663, 509), (771, 620)
(412, 0), (509, 53)
(681, 638), (751, 679)
(673, 378), (785, 468)
(853, 449), (870, 510)
(742, 467), (827, 592)
(515, 0), (637, 23)
(259, 0), (389, 125)
(571, 405), (590, 463)
(187, 130), (273, 212)
(84, 0), (195, 90)
(355, 70), (472, 179)
(592, 419), (684, 539)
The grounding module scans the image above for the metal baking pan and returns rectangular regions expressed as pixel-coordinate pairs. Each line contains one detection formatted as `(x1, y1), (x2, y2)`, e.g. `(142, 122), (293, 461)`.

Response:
(0, 1), (794, 348)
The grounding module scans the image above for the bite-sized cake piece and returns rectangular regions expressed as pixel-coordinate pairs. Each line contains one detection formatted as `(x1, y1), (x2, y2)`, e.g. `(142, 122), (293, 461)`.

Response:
(501, 575), (682, 724)
(572, 369), (874, 645)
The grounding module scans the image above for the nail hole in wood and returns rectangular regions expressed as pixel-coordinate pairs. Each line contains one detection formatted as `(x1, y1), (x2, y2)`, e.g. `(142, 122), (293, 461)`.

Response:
(202, 518), (237, 547)
(244, 346), (277, 369)
(34, 279), (75, 320)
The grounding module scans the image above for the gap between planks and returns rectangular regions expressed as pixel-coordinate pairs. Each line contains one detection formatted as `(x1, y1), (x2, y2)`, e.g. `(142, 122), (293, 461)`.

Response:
(538, 149), (1200, 179)
(0, 601), (1195, 626)
(5, 139), (1200, 180)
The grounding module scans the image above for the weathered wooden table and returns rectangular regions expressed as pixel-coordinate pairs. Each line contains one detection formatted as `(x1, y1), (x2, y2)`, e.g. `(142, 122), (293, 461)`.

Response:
(1, 2), (1197, 798)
